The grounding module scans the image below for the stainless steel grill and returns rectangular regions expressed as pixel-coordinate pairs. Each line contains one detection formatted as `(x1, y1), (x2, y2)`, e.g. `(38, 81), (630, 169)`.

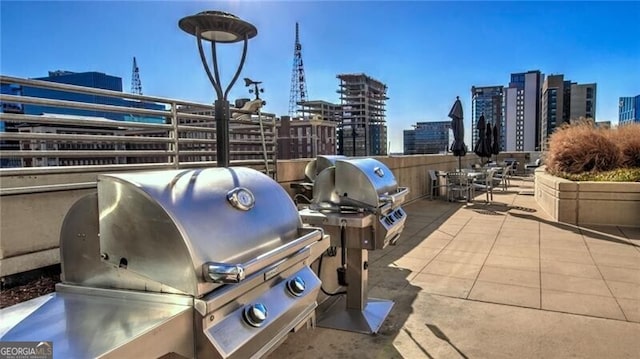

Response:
(0, 167), (328, 358)
(298, 157), (409, 334)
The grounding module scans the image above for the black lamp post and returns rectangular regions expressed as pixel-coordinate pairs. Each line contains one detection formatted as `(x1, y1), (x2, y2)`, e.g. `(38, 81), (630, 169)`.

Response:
(179, 11), (257, 167)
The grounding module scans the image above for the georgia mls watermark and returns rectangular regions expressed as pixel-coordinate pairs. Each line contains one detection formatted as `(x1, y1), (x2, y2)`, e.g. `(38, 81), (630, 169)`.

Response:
(0, 342), (52, 359)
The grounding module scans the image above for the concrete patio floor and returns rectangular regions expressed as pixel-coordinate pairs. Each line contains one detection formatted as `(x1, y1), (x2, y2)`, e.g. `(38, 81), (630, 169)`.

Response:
(271, 178), (640, 358)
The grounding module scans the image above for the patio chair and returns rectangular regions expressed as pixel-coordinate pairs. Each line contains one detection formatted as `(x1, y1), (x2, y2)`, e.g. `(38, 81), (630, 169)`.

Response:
(472, 168), (497, 203)
(446, 171), (472, 203)
(493, 165), (511, 190)
(428, 170), (448, 200)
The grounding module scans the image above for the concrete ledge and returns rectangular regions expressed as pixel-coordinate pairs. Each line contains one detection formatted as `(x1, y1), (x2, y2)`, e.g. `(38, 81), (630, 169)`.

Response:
(535, 168), (640, 227)
(0, 247), (60, 277)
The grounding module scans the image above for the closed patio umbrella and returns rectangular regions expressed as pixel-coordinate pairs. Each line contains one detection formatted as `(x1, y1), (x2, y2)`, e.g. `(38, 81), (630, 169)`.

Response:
(492, 121), (500, 161)
(448, 96), (467, 170)
(473, 114), (491, 162)
(485, 122), (493, 163)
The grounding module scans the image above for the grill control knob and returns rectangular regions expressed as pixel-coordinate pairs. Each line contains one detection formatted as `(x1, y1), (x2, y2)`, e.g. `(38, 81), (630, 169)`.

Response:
(244, 303), (268, 327)
(287, 276), (306, 297)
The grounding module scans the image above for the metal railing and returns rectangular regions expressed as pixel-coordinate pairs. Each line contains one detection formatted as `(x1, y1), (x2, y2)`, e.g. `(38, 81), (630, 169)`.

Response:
(0, 75), (278, 180)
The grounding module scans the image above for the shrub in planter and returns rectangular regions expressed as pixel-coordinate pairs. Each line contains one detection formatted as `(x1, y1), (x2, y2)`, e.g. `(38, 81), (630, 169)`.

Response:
(609, 123), (640, 168)
(546, 121), (620, 175)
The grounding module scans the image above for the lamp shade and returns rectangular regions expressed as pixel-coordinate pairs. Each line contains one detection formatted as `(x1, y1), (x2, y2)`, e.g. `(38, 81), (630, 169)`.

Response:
(179, 11), (257, 43)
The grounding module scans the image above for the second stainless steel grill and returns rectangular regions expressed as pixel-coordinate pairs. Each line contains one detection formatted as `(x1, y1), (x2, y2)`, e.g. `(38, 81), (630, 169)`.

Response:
(299, 157), (409, 334)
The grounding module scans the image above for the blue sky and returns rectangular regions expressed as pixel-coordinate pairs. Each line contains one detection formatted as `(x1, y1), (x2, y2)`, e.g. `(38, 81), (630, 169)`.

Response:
(1, 1), (639, 152)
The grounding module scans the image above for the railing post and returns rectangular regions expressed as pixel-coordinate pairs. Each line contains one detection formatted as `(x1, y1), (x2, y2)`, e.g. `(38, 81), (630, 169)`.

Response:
(171, 102), (180, 169)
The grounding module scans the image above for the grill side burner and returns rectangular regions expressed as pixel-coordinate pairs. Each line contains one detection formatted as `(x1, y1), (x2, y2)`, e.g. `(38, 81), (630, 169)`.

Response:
(300, 157), (409, 334)
(1, 167), (329, 359)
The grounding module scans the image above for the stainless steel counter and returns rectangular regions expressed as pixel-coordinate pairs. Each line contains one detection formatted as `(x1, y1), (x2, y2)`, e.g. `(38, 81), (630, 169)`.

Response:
(0, 285), (194, 359)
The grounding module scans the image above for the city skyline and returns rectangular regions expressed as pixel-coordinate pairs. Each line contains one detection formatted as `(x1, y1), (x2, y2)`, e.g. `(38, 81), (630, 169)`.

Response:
(1, 1), (638, 152)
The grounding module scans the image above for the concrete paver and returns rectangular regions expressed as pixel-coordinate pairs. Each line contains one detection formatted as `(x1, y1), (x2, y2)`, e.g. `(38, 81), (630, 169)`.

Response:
(541, 290), (626, 320)
(607, 280), (640, 300)
(540, 259), (602, 279)
(478, 266), (540, 288)
(490, 243), (539, 258)
(591, 252), (640, 269)
(598, 265), (640, 284)
(271, 178), (640, 358)
(434, 249), (488, 265)
(541, 273), (612, 296)
(412, 273), (475, 297)
(422, 260), (482, 280)
(618, 298), (640, 322)
(540, 248), (594, 264)
(469, 280), (541, 309)
(484, 254), (539, 271)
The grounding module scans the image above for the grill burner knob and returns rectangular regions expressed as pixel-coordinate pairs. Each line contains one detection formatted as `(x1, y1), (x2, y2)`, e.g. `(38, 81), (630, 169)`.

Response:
(286, 276), (306, 296)
(244, 303), (268, 327)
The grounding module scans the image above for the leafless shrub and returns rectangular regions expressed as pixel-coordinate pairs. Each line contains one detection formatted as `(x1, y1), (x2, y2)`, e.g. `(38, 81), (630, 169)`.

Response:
(546, 121), (620, 174)
(609, 123), (640, 168)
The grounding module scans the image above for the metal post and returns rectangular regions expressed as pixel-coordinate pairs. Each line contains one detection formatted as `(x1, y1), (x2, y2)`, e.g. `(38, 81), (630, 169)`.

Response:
(214, 99), (230, 167)
(170, 102), (180, 168)
(345, 248), (368, 311)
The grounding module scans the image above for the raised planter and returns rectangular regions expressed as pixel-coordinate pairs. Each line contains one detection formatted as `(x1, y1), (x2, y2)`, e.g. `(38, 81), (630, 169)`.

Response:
(534, 167), (640, 227)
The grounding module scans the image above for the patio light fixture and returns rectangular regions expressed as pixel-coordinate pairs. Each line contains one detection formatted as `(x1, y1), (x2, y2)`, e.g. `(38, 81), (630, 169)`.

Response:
(179, 11), (257, 167)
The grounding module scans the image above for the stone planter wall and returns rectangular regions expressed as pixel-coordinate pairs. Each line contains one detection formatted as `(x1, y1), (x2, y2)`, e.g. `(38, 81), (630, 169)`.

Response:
(534, 167), (640, 227)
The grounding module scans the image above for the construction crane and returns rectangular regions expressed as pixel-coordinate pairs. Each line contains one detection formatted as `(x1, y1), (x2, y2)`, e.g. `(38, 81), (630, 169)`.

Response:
(126, 57), (144, 122)
(131, 57), (142, 95)
(288, 22), (308, 117)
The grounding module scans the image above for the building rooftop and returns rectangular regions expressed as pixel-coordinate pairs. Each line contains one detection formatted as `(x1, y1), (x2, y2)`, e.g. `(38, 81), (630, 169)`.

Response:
(271, 178), (640, 358)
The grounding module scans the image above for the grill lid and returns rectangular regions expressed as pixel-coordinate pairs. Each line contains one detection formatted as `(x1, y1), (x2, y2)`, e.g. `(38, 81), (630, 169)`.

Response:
(97, 167), (314, 297)
(304, 155), (346, 182)
(313, 158), (407, 211)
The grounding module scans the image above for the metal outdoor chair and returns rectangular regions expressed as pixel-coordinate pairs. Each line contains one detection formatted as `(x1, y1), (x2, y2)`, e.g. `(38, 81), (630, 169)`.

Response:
(472, 168), (498, 203)
(446, 172), (472, 203)
(494, 166), (511, 190)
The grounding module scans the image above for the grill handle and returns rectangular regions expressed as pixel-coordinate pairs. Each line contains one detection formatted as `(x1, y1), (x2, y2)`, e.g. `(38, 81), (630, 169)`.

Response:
(379, 187), (409, 207)
(204, 263), (246, 284)
(202, 228), (323, 284)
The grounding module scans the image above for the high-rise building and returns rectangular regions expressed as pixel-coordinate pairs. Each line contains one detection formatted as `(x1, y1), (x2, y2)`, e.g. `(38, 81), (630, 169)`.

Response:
(403, 121), (451, 155)
(504, 70), (543, 151)
(619, 95), (640, 125)
(298, 100), (341, 122)
(569, 83), (597, 121)
(471, 86), (503, 148)
(14, 70), (164, 121)
(541, 74), (596, 150)
(336, 73), (388, 156)
(277, 115), (337, 159)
